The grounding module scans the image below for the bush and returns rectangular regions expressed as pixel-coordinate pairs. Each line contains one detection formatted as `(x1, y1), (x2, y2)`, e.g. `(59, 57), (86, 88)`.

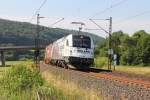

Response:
(94, 57), (107, 67)
(1, 65), (44, 96)
(120, 54), (127, 65)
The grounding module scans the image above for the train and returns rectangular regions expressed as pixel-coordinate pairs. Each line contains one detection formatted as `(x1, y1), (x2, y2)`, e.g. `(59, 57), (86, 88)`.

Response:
(44, 34), (94, 69)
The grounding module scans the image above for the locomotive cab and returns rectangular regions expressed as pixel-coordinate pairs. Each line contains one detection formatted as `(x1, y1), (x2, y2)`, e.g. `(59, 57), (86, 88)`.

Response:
(64, 34), (94, 68)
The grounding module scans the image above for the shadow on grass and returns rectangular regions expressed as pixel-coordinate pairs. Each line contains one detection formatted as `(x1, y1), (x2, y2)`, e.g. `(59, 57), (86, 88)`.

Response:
(0, 65), (12, 67)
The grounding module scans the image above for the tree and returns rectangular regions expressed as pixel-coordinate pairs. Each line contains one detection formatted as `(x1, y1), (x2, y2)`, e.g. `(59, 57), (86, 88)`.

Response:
(95, 30), (150, 66)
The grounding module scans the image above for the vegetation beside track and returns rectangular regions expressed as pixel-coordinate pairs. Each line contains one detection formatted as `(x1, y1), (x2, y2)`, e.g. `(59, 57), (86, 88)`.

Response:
(0, 61), (100, 100)
(42, 70), (100, 100)
(94, 57), (150, 77)
(4, 60), (33, 66)
(0, 64), (43, 99)
(95, 30), (150, 66)
(94, 57), (107, 67)
(114, 66), (150, 77)
(0, 65), (67, 99)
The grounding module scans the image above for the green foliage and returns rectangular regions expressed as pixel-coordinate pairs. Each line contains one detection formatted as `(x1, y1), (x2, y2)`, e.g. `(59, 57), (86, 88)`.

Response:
(94, 57), (107, 67)
(0, 65), (42, 100)
(95, 41), (108, 57)
(0, 65), (89, 99)
(95, 30), (150, 66)
(0, 65), (44, 96)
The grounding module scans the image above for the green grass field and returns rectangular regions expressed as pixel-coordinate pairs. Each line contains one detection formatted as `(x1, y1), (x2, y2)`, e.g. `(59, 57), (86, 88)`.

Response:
(114, 65), (150, 77)
(0, 61), (33, 79)
(94, 57), (107, 67)
(5, 61), (33, 66)
(95, 57), (150, 77)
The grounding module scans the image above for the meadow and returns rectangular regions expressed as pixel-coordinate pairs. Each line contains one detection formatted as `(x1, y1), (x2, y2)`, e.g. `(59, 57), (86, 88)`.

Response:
(95, 57), (150, 76)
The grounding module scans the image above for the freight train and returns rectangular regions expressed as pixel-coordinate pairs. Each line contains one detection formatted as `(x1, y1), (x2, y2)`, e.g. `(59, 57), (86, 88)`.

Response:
(44, 34), (94, 69)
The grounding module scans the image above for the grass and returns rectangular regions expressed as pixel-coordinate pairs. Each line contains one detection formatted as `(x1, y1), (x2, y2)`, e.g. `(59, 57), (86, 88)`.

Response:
(0, 64), (44, 100)
(0, 63), (67, 100)
(101, 65), (150, 77)
(114, 65), (150, 77)
(5, 60), (33, 66)
(0, 67), (10, 79)
(42, 71), (101, 100)
(94, 57), (107, 67)
(95, 57), (150, 77)
(0, 61), (101, 100)
(0, 61), (34, 79)
(38, 84), (66, 100)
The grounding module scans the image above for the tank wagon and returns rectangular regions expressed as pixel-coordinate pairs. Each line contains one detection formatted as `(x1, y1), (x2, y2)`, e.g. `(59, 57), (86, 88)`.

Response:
(44, 34), (94, 69)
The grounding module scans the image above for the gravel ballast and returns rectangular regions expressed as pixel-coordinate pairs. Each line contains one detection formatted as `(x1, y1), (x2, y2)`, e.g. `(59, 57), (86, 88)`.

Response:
(41, 64), (150, 100)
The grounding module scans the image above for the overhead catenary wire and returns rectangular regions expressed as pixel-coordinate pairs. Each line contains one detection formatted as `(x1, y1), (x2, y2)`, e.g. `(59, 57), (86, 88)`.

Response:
(89, 19), (109, 34)
(50, 18), (65, 27)
(84, 27), (107, 37)
(29, 0), (48, 22)
(91, 0), (128, 18)
(114, 10), (150, 25)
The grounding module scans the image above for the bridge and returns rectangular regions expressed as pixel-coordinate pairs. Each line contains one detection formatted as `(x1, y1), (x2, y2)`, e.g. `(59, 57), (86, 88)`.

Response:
(0, 45), (46, 66)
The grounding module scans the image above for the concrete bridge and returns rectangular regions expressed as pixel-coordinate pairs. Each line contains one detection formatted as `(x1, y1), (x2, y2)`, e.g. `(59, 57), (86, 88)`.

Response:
(0, 45), (46, 66)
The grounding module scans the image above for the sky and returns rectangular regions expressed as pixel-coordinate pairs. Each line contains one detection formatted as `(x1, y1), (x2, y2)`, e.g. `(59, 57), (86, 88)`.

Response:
(0, 0), (150, 38)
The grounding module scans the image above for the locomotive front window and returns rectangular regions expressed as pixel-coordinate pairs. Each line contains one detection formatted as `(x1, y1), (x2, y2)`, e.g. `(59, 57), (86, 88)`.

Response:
(73, 35), (91, 48)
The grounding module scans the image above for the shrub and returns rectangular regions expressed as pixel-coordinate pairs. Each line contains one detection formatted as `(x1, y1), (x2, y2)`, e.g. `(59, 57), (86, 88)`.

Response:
(1, 65), (44, 96)
(94, 57), (107, 67)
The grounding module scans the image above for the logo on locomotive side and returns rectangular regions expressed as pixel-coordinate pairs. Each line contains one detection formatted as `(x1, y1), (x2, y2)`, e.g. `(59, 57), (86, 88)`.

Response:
(77, 49), (90, 53)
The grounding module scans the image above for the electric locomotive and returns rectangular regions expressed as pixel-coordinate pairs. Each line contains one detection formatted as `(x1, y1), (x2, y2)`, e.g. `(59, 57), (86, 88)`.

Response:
(44, 34), (94, 69)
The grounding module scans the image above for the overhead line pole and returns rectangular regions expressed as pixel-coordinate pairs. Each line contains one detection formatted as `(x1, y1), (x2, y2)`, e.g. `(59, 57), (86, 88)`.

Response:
(29, 0), (48, 22)
(35, 13), (44, 71)
(35, 13), (40, 71)
(89, 17), (113, 70)
(108, 17), (112, 70)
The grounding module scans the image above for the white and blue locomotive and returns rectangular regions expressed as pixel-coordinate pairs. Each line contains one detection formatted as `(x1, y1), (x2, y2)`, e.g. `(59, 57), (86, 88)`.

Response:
(44, 34), (94, 69)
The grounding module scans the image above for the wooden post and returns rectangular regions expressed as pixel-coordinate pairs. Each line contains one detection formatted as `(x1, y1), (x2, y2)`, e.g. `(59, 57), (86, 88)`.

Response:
(0, 51), (5, 66)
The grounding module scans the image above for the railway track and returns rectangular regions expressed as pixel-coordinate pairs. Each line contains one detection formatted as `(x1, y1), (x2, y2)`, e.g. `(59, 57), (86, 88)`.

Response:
(40, 63), (150, 90)
(40, 63), (150, 100)
(88, 72), (150, 89)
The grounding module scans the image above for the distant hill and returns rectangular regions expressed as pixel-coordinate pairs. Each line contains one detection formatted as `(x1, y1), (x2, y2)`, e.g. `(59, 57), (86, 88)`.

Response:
(0, 19), (105, 46)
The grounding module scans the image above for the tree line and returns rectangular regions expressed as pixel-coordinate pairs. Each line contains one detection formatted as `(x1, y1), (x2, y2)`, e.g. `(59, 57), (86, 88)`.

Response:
(95, 30), (150, 66)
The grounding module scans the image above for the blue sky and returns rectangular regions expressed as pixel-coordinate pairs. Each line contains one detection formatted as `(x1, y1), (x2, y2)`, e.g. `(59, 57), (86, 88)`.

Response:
(0, 0), (150, 37)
